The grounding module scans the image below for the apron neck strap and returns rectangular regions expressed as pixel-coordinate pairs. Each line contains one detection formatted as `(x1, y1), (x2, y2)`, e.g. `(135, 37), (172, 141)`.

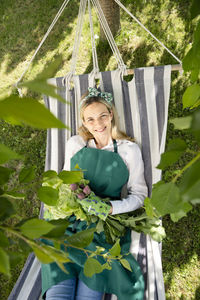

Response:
(85, 138), (118, 153)
(113, 139), (118, 153)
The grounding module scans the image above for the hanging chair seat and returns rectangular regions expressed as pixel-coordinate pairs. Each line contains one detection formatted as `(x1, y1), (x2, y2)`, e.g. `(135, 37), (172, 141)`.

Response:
(9, 65), (171, 300)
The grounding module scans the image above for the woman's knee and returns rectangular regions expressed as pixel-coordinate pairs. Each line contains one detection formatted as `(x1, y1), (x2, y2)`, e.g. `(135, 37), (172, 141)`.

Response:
(45, 278), (77, 300)
(76, 279), (103, 300)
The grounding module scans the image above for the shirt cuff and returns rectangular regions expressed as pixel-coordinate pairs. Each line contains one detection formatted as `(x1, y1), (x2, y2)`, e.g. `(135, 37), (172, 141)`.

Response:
(110, 197), (143, 215)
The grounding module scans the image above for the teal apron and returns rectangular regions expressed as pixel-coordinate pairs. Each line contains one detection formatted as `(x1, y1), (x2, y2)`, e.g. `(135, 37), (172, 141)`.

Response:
(42, 140), (144, 300)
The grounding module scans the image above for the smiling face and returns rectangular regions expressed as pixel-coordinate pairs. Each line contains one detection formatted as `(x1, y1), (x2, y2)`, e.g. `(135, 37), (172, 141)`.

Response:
(82, 102), (113, 144)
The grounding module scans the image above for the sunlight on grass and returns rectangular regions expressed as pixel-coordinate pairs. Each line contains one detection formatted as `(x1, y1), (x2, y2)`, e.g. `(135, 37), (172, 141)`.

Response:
(0, 0), (199, 299)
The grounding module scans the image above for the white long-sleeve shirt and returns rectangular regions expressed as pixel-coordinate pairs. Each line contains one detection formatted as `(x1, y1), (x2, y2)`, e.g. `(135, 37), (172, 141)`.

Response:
(63, 135), (148, 215)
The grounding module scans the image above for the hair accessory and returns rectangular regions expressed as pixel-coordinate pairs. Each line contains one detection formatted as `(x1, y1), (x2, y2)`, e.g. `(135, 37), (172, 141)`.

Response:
(79, 87), (113, 108)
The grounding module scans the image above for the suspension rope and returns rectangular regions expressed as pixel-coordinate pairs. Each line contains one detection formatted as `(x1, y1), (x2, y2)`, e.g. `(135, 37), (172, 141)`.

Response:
(15, 0), (72, 92)
(69, 0), (87, 75)
(114, 0), (182, 64)
(88, 0), (99, 75)
(91, 0), (126, 70)
(63, 0), (87, 86)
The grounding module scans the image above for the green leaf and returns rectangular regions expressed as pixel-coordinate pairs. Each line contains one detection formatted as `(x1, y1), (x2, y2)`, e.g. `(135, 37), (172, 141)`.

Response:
(191, 110), (200, 143)
(19, 54), (66, 103)
(43, 170), (58, 179)
(66, 228), (95, 248)
(19, 166), (35, 183)
(0, 247), (10, 276)
(0, 230), (9, 247)
(158, 138), (187, 169)
(0, 166), (14, 185)
(56, 262), (69, 274)
(0, 144), (22, 164)
(170, 202), (192, 222)
(43, 219), (69, 238)
(179, 160), (200, 195)
(36, 55), (64, 80)
(151, 182), (183, 216)
(4, 191), (25, 199)
(183, 22), (200, 72)
(0, 95), (67, 129)
(179, 158), (200, 204)
(190, 0), (200, 19)
(149, 225), (166, 242)
(184, 179), (200, 204)
(120, 259), (132, 272)
(0, 197), (16, 221)
(167, 138), (187, 152)
(37, 186), (59, 206)
(84, 257), (103, 277)
(109, 239), (121, 256)
(182, 84), (200, 109)
(21, 80), (68, 104)
(190, 69), (200, 82)
(39, 244), (71, 263)
(31, 245), (55, 264)
(58, 170), (83, 184)
(157, 151), (183, 169)
(170, 116), (192, 130)
(144, 197), (154, 218)
(20, 218), (55, 239)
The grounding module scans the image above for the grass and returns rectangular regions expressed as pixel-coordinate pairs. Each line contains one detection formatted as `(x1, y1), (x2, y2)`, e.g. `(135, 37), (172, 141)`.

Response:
(0, 0), (200, 299)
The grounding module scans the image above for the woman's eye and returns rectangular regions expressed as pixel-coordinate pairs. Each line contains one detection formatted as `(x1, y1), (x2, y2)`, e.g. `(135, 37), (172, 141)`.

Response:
(101, 114), (107, 119)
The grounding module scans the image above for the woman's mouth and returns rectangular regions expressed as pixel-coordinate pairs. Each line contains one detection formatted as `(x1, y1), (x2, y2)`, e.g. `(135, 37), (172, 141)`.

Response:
(95, 127), (106, 133)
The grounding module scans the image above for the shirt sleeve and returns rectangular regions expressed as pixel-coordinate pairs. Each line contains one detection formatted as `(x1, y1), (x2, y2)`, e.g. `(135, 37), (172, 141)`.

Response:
(63, 135), (86, 171)
(110, 142), (148, 215)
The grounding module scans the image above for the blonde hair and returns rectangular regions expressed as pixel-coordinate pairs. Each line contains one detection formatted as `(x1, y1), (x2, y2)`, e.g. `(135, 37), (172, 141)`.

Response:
(78, 92), (135, 142)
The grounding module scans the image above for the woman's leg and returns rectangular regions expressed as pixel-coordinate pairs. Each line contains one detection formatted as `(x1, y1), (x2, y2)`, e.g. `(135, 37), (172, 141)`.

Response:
(45, 278), (77, 300)
(75, 279), (103, 300)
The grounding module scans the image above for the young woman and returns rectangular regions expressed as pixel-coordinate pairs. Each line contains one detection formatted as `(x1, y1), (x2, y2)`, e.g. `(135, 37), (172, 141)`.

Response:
(41, 87), (148, 300)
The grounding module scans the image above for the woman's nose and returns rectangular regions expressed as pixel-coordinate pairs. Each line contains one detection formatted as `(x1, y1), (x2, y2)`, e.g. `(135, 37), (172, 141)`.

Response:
(95, 118), (103, 126)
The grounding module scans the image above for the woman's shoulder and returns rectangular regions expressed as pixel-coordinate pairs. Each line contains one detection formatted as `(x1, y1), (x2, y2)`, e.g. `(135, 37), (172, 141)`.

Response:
(117, 139), (142, 158)
(66, 135), (86, 149)
(118, 139), (141, 150)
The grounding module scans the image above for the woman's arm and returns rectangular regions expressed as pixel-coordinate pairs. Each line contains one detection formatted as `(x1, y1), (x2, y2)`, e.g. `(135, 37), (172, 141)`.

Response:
(63, 135), (86, 171)
(110, 142), (148, 215)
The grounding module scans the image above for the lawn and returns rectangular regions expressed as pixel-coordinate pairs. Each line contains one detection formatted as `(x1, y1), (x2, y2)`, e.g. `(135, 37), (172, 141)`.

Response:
(0, 0), (199, 299)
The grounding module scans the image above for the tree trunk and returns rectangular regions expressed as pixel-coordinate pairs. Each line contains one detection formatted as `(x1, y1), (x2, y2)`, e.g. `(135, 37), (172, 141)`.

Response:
(98, 0), (120, 41)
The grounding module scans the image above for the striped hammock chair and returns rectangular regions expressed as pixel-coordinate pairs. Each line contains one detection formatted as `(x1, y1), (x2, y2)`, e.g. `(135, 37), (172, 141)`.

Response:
(9, 66), (171, 300)
(10, 0), (182, 299)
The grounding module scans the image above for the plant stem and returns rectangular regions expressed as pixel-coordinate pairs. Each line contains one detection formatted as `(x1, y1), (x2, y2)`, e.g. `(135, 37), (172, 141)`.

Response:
(172, 151), (200, 183)
(0, 225), (122, 261)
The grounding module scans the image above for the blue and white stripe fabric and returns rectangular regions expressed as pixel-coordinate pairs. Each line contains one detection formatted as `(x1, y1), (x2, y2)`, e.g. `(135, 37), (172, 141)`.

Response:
(8, 65), (171, 300)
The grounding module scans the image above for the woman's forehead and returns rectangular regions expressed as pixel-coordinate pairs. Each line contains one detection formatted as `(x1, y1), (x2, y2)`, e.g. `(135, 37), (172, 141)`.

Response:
(83, 102), (110, 116)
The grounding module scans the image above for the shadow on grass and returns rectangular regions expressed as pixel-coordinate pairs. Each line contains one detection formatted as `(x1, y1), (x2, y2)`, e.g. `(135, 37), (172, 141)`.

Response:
(0, 0), (79, 73)
(162, 205), (200, 298)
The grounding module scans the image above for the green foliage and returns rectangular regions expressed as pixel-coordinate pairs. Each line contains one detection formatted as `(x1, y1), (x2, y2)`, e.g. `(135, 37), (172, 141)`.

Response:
(0, 95), (67, 129)
(19, 166), (35, 183)
(158, 138), (187, 169)
(38, 186), (59, 206)
(0, 0), (200, 298)
(83, 257), (103, 277)
(0, 248), (10, 276)
(19, 218), (55, 239)
(120, 259), (132, 272)
(109, 239), (121, 256)
(0, 144), (22, 164)
(190, 0), (200, 19)
(58, 170), (83, 184)
(66, 228), (95, 248)
(182, 84), (200, 109)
